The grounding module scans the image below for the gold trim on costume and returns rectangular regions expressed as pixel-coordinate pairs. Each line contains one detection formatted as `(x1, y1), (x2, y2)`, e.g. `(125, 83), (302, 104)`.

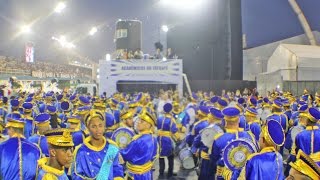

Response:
(289, 150), (320, 180)
(126, 161), (153, 175)
(38, 157), (65, 176)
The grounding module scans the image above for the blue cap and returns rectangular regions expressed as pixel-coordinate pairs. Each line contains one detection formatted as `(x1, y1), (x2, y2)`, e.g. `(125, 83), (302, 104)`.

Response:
(198, 105), (209, 115)
(28, 93), (35, 98)
(264, 119), (285, 146)
(47, 105), (57, 114)
(301, 95), (308, 101)
(248, 97), (257, 107)
(35, 113), (51, 124)
(105, 112), (115, 127)
(272, 99), (283, 109)
(298, 100), (307, 106)
(25, 97), (33, 103)
(10, 99), (19, 107)
(6, 112), (24, 128)
(209, 107), (224, 119)
(22, 102), (33, 111)
(60, 101), (71, 111)
(76, 106), (91, 115)
(218, 98), (228, 107)
(210, 96), (219, 104)
(222, 107), (240, 122)
(307, 107), (320, 122)
(263, 97), (270, 104)
(191, 92), (198, 100)
(79, 96), (90, 106)
(237, 97), (245, 105)
(57, 94), (64, 101)
(298, 104), (308, 113)
(245, 107), (257, 116)
(163, 103), (173, 113)
(69, 95), (76, 102)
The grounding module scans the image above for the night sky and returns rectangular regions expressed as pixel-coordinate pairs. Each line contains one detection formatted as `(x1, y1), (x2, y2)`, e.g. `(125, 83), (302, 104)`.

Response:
(0, 0), (319, 63)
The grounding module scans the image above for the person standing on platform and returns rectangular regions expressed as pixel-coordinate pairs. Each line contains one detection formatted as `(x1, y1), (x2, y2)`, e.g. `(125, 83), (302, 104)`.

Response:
(156, 103), (179, 179)
(0, 112), (41, 180)
(72, 109), (123, 180)
(121, 110), (158, 180)
(37, 128), (74, 179)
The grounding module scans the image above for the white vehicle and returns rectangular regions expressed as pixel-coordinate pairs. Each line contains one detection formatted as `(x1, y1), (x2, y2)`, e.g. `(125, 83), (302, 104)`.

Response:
(75, 83), (98, 96)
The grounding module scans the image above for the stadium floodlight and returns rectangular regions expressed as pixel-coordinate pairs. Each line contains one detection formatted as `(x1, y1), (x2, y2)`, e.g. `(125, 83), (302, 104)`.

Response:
(89, 27), (98, 36)
(54, 2), (66, 13)
(160, 0), (203, 10)
(161, 25), (169, 33)
(20, 25), (31, 34)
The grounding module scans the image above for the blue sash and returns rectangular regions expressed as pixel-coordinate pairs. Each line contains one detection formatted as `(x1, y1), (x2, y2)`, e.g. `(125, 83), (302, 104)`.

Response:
(96, 143), (119, 180)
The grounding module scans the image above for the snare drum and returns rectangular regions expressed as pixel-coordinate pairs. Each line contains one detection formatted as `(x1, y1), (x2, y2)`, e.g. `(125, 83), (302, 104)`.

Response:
(178, 148), (195, 169)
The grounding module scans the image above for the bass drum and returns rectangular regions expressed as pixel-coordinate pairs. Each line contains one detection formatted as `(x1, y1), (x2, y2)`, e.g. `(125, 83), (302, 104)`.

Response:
(200, 124), (224, 148)
(178, 148), (195, 170)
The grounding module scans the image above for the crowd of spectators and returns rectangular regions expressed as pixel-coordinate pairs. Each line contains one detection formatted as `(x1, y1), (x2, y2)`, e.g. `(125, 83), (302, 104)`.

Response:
(115, 47), (178, 60)
(0, 56), (92, 79)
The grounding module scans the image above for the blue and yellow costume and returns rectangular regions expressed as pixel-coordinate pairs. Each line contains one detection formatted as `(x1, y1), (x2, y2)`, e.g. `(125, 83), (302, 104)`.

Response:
(210, 107), (256, 180)
(236, 119), (285, 180)
(28, 113), (51, 157)
(245, 107), (261, 141)
(105, 112), (120, 138)
(37, 128), (74, 180)
(67, 115), (85, 147)
(187, 105), (209, 150)
(121, 111), (158, 180)
(194, 107), (224, 180)
(22, 102), (34, 139)
(0, 113), (41, 180)
(267, 99), (288, 132)
(294, 107), (320, 166)
(157, 103), (178, 178)
(289, 150), (320, 179)
(157, 103), (178, 157)
(72, 110), (123, 180)
(0, 97), (8, 122)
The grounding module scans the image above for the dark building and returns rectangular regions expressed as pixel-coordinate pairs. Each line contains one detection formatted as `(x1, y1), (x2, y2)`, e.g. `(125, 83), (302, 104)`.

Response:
(167, 0), (243, 82)
(115, 20), (142, 52)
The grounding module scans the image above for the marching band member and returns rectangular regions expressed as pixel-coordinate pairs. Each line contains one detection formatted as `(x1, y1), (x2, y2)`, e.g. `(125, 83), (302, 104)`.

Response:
(294, 107), (320, 166)
(0, 112), (41, 180)
(22, 101), (34, 138)
(236, 119), (285, 180)
(244, 107), (261, 141)
(121, 110), (158, 180)
(72, 109), (123, 180)
(119, 108), (135, 131)
(67, 115), (85, 147)
(287, 150), (320, 179)
(29, 113), (52, 157)
(193, 107), (224, 180)
(37, 128), (74, 179)
(157, 103), (179, 179)
(210, 107), (256, 180)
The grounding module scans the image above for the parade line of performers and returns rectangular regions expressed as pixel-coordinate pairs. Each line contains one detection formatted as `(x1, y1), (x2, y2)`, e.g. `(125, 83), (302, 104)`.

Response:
(0, 89), (319, 180)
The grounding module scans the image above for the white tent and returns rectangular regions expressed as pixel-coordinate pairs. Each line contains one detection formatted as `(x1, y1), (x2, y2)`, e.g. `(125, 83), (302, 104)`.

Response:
(257, 44), (320, 96)
(267, 44), (320, 81)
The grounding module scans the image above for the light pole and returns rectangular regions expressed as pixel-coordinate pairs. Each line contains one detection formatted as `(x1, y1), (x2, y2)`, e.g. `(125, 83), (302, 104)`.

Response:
(160, 25), (169, 54)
